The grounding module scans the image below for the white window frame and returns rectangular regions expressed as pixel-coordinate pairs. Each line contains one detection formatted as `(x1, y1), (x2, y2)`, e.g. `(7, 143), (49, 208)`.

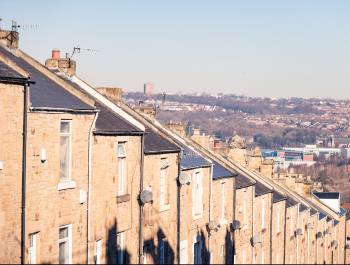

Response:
(277, 204), (280, 234)
(290, 255), (292, 264)
(94, 240), (101, 264)
(262, 197), (265, 228)
(262, 251), (264, 264)
(194, 172), (199, 213)
(242, 249), (245, 265)
(220, 245), (224, 264)
(276, 253), (279, 264)
(28, 233), (37, 264)
(243, 191), (246, 225)
(60, 120), (72, 182)
(290, 209), (293, 237)
(118, 143), (126, 196)
(160, 239), (165, 264)
(117, 232), (124, 264)
(160, 168), (165, 205)
(143, 245), (148, 264)
(59, 224), (72, 264)
(221, 183), (225, 221)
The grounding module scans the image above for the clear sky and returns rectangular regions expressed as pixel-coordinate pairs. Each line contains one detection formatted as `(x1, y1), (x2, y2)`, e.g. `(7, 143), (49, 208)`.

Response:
(1, 0), (349, 99)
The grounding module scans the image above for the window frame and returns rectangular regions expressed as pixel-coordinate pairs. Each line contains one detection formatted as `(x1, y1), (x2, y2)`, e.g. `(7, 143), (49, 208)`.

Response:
(220, 245), (224, 264)
(160, 239), (165, 264)
(290, 209), (293, 237)
(117, 232), (124, 264)
(28, 233), (37, 264)
(60, 120), (72, 182)
(94, 240), (101, 264)
(160, 168), (165, 205)
(277, 204), (280, 234)
(59, 224), (72, 264)
(118, 143), (127, 196)
(221, 183), (225, 221)
(262, 251), (264, 264)
(194, 242), (199, 264)
(262, 197), (265, 228)
(194, 172), (199, 213)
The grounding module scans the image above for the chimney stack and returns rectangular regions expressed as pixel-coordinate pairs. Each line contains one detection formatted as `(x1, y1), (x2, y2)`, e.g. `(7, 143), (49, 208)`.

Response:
(193, 129), (200, 136)
(45, 49), (76, 75)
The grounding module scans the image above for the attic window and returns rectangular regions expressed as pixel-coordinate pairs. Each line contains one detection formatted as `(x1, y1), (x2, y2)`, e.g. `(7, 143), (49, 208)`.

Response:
(160, 159), (170, 169)
(118, 143), (126, 158)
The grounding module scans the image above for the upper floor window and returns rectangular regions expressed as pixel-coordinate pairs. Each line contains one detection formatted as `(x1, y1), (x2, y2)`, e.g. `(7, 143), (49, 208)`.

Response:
(160, 239), (165, 264)
(118, 143), (126, 195)
(194, 172), (200, 213)
(60, 121), (71, 181)
(277, 204), (280, 234)
(221, 183), (225, 220)
(261, 197), (265, 228)
(160, 159), (170, 205)
(28, 233), (37, 264)
(243, 191), (246, 225)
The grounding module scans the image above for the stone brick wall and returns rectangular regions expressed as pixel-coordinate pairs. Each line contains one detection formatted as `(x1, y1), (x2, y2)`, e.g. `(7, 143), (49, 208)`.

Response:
(234, 187), (253, 264)
(210, 177), (234, 264)
(90, 135), (141, 264)
(0, 83), (24, 264)
(271, 200), (286, 264)
(307, 214), (318, 264)
(179, 166), (210, 264)
(317, 217), (326, 264)
(346, 219), (350, 263)
(142, 153), (179, 264)
(285, 205), (298, 264)
(297, 210), (309, 264)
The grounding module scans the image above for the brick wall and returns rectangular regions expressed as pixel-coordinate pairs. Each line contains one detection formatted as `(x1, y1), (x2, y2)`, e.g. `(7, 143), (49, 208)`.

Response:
(285, 205), (298, 264)
(271, 200), (286, 264)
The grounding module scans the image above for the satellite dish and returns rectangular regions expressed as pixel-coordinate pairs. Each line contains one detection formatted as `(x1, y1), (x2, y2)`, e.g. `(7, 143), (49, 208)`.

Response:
(231, 220), (241, 230)
(325, 229), (330, 235)
(140, 190), (153, 203)
(346, 244), (350, 250)
(307, 223), (313, 229)
(207, 221), (219, 230)
(179, 173), (191, 185)
(296, 229), (302, 235)
(331, 240), (337, 247)
(252, 235), (260, 244)
(317, 232), (323, 239)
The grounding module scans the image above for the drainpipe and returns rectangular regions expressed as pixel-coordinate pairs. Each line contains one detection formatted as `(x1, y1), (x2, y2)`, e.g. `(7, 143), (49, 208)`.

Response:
(208, 164), (213, 263)
(87, 111), (99, 264)
(232, 177), (236, 264)
(316, 214), (319, 264)
(252, 185), (255, 264)
(177, 150), (182, 264)
(139, 134), (145, 264)
(21, 82), (28, 265)
(283, 205), (287, 264)
(270, 193), (273, 264)
(325, 220), (326, 263)
(296, 203), (300, 264)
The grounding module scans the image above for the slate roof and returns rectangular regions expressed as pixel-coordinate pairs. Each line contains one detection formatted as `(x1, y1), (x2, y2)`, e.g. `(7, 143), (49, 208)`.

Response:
(0, 46), (93, 110)
(299, 203), (309, 213)
(286, 196), (298, 208)
(299, 195), (328, 221)
(212, 164), (235, 180)
(181, 148), (211, 169)
(346, 211), (350, 220)
(273, 191), (287, 203)
(310, 208), (318, 216)
(0, 60), (25, 78)
(144, 129), (181, 154)
(334, 220), (339, 227)
(313, 192), (339, 199)
(326, 216), (333, 222)
(236, 174), (254, 189)
(255, 181), (273, 197)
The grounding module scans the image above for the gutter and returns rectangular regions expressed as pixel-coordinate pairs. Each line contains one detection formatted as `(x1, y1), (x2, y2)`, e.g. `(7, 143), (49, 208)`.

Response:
(139, 133), (145, 264)
(29, 107), (97, 113)
(177, 150), (182, 264)
(87, 111), (99, 263)
(94, 131), (145, 136)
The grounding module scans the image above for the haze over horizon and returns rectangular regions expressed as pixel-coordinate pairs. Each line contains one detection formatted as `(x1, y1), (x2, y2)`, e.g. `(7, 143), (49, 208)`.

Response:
(1, 0), (349, 99)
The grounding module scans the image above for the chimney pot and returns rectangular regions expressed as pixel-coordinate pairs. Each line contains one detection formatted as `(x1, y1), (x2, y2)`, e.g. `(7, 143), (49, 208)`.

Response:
(52, 49), (60, 59)
(214, 139), (220, 148)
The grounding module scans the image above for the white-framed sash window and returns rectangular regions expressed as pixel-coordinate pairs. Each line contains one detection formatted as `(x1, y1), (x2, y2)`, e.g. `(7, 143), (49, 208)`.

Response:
(28, 233), (37, 264)
(94, 240), (101, 264)
(60, 120), (71, 181)
(194, 173), (199, 212)
(118, 143), (126, 195)
(160, 168), (165, 205)
(220, 245), (224, 264)
(117, 232), (124, 264)
(221, 183), (225, 220)
(59, 224), (72, 264)
(277, 204), (280, 233)
(262, 197), (265, 228)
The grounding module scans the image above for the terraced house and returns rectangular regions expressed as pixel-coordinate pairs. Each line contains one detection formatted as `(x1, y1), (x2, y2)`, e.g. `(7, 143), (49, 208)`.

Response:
(1, 28), (350, 264)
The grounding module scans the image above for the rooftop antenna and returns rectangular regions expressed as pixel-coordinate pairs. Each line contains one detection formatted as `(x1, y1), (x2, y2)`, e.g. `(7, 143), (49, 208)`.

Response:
(70, 45), (100, 59)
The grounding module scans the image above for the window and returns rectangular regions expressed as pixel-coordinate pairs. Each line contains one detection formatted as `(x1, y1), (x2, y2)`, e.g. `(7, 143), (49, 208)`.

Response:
(243, 191), (246, 225)
(301, 217), (303, 235)
(94, 240), (101, 264)
(60, 121), (71, 181)
(242, 249), (245, 265)
(117, 233), (123, 264)
(220, 245), (224, 264)
(277, 204), (280, 233)
(194, 173), (199, 213)
(261, 251), (264, 264)
(160, 239), (165, 264)
(276, 253), (279, 264)
(262, 198), (265, 228)
(59, 224), (72, 264)
(143, 245), (148, 264)
(290, 255), (292, 264)
(221, 183), (225, 220)
(290, 210), (293, 237)
(28, 233), (37, 264)
(180, 248), (185, 264)
(194, 242), (199, 264)
(160, 167), (165, 205)
(118, 143), (126, 195)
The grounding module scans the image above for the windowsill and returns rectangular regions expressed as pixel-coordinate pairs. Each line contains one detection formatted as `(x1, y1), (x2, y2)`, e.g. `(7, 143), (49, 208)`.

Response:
(58, 181), (76, 191)
(194, 213), (203, 220)
(159, 204), (170, 212)
(117, 194), (130, 204)
(219, 219), (228, 227)
(242, 225), (249, 231)
(277, 232), (281, 236)
(261, 228), (267, 234)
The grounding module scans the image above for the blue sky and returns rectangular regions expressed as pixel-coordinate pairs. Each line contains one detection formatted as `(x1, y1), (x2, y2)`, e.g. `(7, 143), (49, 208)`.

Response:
(1, 0), (349, 99)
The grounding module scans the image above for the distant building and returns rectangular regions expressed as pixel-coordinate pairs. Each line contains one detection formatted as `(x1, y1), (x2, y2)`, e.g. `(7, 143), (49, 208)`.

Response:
(144, 83), (154, 94)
